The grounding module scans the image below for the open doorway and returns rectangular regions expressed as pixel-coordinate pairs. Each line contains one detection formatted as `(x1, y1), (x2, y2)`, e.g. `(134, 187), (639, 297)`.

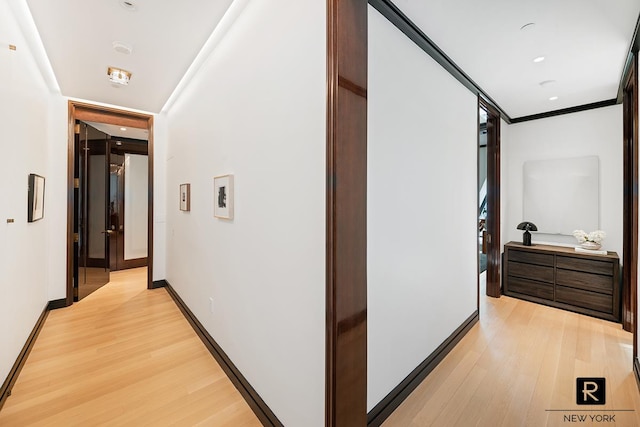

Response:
(479, 97), (501, 298)
(74, 121), (149, 300)
(622, 54), (638, 342)
(66, 101), (154, 306)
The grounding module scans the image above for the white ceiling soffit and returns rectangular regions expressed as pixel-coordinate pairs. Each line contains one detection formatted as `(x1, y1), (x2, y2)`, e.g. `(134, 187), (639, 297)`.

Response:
(25, 0), (234, 113)
(84, 121), (148, 141)
(392, 0), (640, 119)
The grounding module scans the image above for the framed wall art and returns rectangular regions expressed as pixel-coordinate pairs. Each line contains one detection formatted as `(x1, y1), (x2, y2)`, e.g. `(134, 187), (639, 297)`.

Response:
(214, 174), (234, 219)
(28, 173), (45, 222)
(180, 183), (191, 211)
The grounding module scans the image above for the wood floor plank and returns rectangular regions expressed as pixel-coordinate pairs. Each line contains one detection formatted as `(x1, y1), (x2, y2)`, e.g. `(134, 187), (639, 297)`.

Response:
(0, 268), (261, 427)
(383, 274), (640, 427)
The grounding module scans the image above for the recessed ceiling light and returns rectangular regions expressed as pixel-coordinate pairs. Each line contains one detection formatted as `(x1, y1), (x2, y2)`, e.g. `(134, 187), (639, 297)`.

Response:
(549, 96), (559, 101)
(107, 67), (132, 85)
(120, 127), (127, 131)
(520, 23), (536, 31)
(9, 44), (16, 51)
(119, 0), (137, 11)
(112, 41), (132, 55)
(116, 141), (123, 146)
(533, 56), (545, 63)
(539, 80), (556, 87)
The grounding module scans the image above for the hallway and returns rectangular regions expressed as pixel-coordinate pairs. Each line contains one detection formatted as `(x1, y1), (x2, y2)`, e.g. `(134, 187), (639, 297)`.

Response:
(0, 268), (260, 426)
(2, 269), (640, 426)
(383, 275), (640, 426)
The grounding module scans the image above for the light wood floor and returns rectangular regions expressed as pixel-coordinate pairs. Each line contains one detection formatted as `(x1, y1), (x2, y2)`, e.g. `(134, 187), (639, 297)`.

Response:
(3, 270), (640, 426)
(383, 273), (640, 426)
(0, 268), (261, 427)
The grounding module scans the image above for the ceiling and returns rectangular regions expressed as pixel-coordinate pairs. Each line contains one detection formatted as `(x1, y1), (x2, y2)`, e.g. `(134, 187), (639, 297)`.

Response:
(392, 0), (640, 119)
(21, 0), (640, 119)
(25, 0), (233, 113)
(84, 121), (148, 140)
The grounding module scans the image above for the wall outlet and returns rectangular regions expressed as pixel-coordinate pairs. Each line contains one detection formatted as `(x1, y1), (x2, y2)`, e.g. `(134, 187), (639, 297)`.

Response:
(209, 297), (214, 314)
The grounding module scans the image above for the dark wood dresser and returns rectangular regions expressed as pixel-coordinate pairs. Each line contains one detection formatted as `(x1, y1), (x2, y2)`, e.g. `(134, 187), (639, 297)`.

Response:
(503, 241), (620, 322)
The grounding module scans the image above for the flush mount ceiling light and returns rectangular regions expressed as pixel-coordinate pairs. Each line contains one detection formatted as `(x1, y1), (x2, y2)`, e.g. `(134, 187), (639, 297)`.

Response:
(107, 67), (132, 85)
(112, 41), (132, 55)
(533, 56), (545, 63)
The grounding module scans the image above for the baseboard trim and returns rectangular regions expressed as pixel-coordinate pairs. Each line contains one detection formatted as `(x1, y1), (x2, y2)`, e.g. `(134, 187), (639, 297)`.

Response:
(367, 310), (480, 427)
(164, 282), (283, 427)
(47, 298), (68, 310)
(150, 279), (167, 289)
(634, 357), (640, 391)
(0, 303), (50, 411)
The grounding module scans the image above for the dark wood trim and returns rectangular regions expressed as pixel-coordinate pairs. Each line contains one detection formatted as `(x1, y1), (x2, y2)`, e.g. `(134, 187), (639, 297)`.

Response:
(510, 99), (618, 124)
(0, 304), (49, 410)
(622, 55), (638, 335)
(115, 258), (148, 270)
(617, 13), (640, 103)
(163, 282), (283, 427)
(632, 13), (640, 57)
(327, 0), (368, 426)
(47, 298), (68, 310)
(66, 102), (76, 306)
(634, 356), (640, 391)
(67, 101), (155, 304)
(368, 0), (511, 124)
(480, 98), (502, 298)
(366, 311), (479, 427)
(147, 117), (154, 289)
(150, 279), (167, 289)
(74, 108), (150, 129)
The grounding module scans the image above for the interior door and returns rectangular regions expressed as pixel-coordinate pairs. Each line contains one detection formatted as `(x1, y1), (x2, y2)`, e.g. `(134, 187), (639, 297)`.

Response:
(480, 99), (501, 298)
(75, 122), (110, 300)
(108, 139), (149, 271)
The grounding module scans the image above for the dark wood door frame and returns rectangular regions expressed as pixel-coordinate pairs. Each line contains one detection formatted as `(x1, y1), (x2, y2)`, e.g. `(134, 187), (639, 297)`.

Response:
(326, 0), (368, 425)
(109, 141), (150, 272)
(67, 101), (154, 306)
(479, 97), (501, 298)
(623, 55), (638, 336)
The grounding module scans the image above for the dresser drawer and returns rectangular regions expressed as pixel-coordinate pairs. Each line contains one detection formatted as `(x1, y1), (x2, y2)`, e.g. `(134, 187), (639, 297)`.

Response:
(556, 256), (613, 276)
(504, 242), (620, 322)
(507, 276), (554, 300)
(556, 269), (613, 295)
(556, 285), (613, 314)
(508, 261), (554, 283)
(508, 250), (554, 267)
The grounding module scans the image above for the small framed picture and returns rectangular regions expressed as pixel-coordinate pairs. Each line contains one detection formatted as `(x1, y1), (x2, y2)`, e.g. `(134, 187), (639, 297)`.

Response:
(28, 173), (45, 222)
(214, 174), (234, 219)
(180, 183), (191, 211)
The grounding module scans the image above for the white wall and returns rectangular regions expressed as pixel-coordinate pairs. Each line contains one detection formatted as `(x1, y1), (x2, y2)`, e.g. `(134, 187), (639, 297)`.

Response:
(152, 114), (167, 281)
(502, 105), (623, 255)
(500, 118), (509, 251)
(0, 0), (55, 383)
(164, 1), (325, 425)
(46, 96), (69, 300)
(367, 6), (479, 410)
(124, 154), (148, 260)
